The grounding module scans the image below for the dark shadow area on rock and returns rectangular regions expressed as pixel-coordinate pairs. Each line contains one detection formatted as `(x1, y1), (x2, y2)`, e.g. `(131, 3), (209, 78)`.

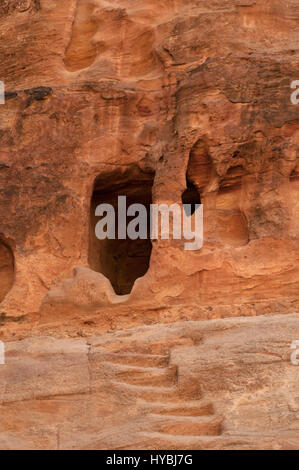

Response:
(89, 167), (154, 295)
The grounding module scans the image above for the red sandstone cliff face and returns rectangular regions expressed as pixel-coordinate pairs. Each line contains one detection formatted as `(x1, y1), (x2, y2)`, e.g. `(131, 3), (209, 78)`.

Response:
(0, 0), (298, 335)
(0, 0), (298, 450)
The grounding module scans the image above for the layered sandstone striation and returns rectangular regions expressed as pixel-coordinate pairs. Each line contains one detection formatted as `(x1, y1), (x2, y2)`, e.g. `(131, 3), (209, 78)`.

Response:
(0, 0), (298, 450)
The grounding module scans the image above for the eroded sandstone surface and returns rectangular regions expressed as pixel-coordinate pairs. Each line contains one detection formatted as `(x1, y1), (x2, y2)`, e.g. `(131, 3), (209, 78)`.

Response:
(0, 0), (298, 450)
(1, 314), (299, 450)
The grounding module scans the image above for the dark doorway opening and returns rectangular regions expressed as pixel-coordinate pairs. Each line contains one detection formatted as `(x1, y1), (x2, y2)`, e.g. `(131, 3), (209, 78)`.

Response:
(89, 168), (154, 295)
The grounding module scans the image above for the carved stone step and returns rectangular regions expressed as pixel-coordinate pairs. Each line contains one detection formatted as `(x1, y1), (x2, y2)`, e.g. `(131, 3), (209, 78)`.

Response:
(139, 400), (214, 416)
(134, 433), (229, 450)
(111, 382), (184, 402)
(148, 414), (223, 436)
(103, 353), (169, 368)
(110, 364), (177, 387)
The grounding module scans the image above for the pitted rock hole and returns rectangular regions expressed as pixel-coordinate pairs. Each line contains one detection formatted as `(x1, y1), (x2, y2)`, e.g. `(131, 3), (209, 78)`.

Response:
(89, 169), (154, 295)
(182, 140), (207, 216)
(290, 167), (299, 182)
(182, 180), (201, 216)
(217, 166), (249, 246)
(186, 139), (213, 193)
(0, 239), (14, 303)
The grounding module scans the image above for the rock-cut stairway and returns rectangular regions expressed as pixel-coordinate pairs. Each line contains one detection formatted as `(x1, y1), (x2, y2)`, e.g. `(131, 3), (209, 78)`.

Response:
(103, 351), (223, 449)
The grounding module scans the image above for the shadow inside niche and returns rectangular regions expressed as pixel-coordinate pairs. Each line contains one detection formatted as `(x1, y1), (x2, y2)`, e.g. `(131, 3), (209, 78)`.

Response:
(0, 238), (14, 303)
(182, 138), (211, 216)
(182, 180), (201, 216)
(88, 168), (154, 296)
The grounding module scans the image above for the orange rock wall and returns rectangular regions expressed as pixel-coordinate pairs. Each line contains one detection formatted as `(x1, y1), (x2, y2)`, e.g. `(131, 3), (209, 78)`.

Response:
(0, 0), (298, 337)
